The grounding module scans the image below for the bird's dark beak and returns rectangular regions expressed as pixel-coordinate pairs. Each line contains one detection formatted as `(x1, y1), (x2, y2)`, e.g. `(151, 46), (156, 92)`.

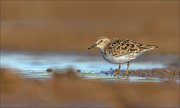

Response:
(88, 43), (97, 50)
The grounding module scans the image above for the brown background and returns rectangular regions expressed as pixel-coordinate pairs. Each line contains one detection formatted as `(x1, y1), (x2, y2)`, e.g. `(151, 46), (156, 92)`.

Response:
(1, 1), (179, 53)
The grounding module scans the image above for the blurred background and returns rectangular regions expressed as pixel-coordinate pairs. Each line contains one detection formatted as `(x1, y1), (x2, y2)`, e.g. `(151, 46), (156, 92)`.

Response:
(1, 1), (179, 53)
(1, 1), (180, 108)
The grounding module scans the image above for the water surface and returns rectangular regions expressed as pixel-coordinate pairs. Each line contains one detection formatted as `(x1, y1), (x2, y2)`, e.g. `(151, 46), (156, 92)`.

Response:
(1, 51), (174, 82)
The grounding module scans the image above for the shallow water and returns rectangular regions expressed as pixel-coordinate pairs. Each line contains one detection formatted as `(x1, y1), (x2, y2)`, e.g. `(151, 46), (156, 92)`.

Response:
(0, 51), (176, 82)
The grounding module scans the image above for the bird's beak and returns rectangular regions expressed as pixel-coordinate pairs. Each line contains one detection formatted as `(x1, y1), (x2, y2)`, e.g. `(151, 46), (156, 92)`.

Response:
(88, 43), (97, 50)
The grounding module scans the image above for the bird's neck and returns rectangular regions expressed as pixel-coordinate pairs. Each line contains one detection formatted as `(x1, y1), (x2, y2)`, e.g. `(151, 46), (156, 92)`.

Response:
(99, 47), (105, 53)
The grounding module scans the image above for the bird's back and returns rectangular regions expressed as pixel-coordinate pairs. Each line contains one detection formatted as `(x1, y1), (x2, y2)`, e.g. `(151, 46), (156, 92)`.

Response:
(103, 38), (158, 57)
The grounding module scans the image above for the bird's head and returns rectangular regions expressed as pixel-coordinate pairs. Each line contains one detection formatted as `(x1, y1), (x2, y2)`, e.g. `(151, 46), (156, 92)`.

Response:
(88, 37), (111, 50)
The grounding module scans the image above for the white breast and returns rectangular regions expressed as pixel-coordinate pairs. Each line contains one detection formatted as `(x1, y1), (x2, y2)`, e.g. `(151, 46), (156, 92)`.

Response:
(103, 54), (130, 64)
(101, 51), (142, 64)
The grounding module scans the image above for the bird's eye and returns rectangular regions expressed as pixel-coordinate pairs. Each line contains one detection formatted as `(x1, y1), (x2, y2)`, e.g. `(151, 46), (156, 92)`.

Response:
(96, 40), (103, 44)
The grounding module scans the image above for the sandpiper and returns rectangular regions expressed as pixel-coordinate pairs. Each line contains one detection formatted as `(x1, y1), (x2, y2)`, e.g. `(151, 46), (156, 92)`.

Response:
(88, 37), (158, 76)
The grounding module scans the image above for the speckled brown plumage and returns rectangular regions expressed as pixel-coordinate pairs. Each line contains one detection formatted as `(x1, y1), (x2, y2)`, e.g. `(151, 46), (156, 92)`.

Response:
(104, 38), (158, 57)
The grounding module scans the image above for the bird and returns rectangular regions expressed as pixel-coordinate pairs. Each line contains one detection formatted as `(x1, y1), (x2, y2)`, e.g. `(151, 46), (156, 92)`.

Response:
(88, 37), (158, 77)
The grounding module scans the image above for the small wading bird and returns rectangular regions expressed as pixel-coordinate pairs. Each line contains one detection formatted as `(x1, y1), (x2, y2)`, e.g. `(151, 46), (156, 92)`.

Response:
(88, 37), (158, 77)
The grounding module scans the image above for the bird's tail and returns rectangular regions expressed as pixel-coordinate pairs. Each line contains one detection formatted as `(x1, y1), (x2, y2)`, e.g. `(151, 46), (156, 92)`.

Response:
(144, 45), (158, 51)
(138, 44), (158, 52)
(148, 45), (158, 48)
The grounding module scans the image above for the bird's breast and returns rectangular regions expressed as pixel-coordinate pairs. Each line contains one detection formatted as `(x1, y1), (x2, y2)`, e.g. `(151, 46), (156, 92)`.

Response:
(103, 54), (132, 64)
(100, 48), (136, 64)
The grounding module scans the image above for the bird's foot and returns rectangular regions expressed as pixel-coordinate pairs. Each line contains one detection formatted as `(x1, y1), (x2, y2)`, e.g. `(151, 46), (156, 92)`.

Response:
(123, 70), (130, 78)
(114, 69), (120, 77)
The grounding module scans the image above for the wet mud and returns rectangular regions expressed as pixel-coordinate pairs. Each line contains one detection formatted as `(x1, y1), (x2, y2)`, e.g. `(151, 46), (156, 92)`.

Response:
(0, 53), (180, 108)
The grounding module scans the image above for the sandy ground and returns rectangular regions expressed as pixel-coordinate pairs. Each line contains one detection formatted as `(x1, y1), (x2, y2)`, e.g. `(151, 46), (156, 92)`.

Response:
(1, 68), (180, 108)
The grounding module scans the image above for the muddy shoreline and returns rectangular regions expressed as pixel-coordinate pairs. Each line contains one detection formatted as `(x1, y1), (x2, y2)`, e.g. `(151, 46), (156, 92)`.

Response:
(1, 52), (179, 107)
(1, 68), (180, 108)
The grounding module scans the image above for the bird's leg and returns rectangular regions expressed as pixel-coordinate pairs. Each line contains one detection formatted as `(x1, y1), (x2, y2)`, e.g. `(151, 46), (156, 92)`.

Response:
(114, 64), (121, 76)
(125, 62), (130, 76)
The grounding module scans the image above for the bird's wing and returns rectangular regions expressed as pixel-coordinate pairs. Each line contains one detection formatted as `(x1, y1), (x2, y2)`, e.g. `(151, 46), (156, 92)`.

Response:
(105, 38), (157, 57)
